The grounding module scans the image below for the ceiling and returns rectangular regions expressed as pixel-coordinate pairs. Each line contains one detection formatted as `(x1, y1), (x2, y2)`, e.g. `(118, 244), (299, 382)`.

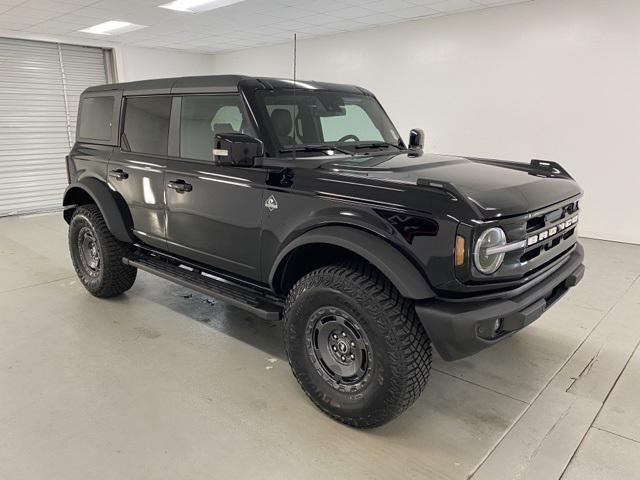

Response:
(0, 0), (530, 53)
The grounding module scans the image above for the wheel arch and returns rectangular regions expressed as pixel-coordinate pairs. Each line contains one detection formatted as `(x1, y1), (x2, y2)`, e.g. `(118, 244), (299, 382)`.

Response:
(270, 226), (434, 300)
(63, 178), (134, 243)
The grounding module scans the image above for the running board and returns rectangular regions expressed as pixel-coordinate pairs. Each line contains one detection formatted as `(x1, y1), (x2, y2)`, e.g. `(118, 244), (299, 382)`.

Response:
(123, 254), (282, 321)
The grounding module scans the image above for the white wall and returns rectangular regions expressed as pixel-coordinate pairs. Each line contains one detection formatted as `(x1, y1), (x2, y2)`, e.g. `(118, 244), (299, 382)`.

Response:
(115, 46), (215, 82)
(212, 0), (640, 245)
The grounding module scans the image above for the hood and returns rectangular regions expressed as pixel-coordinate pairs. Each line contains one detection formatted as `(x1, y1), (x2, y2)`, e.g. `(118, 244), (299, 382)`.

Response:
(322, 152), (582, 219)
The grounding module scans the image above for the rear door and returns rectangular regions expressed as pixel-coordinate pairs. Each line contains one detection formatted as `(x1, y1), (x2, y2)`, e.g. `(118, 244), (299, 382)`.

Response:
(108, 95), (172, 250)
(164, 94), (265, 280)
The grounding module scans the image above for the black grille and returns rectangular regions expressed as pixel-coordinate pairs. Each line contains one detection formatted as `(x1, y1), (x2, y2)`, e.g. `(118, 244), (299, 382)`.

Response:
(526, 200), (579, 234)
(526, 215), (546, 233)
(518, 200), (579, 271)
(565, 202), (579, 215)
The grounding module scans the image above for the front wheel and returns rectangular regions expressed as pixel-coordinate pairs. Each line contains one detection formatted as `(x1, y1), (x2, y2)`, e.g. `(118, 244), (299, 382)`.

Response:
(69, 204), (137, 298)
(283, 263), (432, 428)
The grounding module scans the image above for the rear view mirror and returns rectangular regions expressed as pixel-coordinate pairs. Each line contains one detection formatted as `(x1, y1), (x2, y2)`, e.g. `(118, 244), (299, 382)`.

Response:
(317, 91), (347, 116)
(214, 133), (264, 167)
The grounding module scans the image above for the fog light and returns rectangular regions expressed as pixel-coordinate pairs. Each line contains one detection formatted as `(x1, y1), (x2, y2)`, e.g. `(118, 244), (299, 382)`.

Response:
(478, 318), (504, 340)
(493, 318), (503, 335)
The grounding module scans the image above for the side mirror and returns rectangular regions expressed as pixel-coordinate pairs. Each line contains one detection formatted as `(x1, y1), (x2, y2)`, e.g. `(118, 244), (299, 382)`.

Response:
(408, 128), (424, 151)
(213, 133), (264, 167)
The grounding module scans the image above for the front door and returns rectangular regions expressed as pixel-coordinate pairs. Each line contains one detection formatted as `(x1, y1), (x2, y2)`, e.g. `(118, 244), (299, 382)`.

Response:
(164, 94), (265, 280)
(108, 95), (172, 251)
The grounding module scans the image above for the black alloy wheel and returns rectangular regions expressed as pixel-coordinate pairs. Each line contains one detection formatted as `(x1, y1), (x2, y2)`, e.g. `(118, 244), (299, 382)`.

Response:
(307, 307), (373, 389)
(77, 226), (101, 277)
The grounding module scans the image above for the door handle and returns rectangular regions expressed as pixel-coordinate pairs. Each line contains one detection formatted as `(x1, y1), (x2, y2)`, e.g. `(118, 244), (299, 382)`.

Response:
(109, 169), (129, 181)
(167, 179), (193, 193)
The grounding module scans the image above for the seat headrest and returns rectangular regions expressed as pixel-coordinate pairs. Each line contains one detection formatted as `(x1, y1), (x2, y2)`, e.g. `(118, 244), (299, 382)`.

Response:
(270, 109), (293, 137)
(213, 123), (234, 135)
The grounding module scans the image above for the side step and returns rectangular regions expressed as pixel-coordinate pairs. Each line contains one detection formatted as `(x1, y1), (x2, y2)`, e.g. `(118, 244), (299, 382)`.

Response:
(123, 254), (283, 321)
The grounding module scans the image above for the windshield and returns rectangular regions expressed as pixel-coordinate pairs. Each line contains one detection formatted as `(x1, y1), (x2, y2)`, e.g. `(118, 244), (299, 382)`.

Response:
(256, 90), (403, 153)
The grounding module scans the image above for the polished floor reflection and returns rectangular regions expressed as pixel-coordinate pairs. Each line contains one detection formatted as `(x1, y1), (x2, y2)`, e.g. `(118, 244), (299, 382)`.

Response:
(1, 213), (639, 480)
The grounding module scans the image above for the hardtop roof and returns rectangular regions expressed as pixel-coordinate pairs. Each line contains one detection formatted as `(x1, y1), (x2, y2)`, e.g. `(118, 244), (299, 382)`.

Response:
(82, 75), (369, 97)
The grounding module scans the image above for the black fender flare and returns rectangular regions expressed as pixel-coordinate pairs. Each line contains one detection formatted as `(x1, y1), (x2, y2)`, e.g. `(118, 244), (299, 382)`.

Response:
(269, 226), (434, 300)
(62, 178), (134, 243)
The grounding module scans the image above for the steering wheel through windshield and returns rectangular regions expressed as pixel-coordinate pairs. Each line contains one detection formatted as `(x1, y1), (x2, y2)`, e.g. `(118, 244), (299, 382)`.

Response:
(337, 134), (360, 142)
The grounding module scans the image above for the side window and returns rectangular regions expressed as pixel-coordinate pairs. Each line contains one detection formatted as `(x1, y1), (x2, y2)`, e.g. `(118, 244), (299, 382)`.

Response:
(320, 104), (384, 142)
(78, 96), (114, 142)
(122, 96), (172, 156)
(180, 95), (249, 161)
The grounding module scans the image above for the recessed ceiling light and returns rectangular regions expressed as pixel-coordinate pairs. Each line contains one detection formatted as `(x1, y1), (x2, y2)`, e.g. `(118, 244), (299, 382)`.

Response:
(79, 21), (146, 35)
(158, 0), (245, 13)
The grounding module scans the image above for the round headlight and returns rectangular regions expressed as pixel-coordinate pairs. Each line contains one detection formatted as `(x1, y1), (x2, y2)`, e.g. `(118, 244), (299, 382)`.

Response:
(474, 227), (507, 275)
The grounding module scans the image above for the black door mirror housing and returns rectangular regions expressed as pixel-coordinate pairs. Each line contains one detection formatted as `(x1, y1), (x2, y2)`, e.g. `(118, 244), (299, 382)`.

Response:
(214, 133), (264, 167)
(408, 128), (424, 151)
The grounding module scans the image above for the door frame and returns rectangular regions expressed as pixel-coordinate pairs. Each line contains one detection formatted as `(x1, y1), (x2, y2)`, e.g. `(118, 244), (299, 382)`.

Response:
(163, 93), (267, 280)
(112, 93), (175, 249)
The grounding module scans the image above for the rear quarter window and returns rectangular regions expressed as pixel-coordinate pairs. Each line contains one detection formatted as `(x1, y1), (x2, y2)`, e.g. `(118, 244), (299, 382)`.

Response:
(122, 96), (172, 156)
(78, 96), (115, 142)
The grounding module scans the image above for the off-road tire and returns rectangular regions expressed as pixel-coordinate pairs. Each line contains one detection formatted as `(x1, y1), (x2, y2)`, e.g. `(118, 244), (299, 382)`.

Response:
(283, 263), (432, 428)
(69, 204), (137, 298)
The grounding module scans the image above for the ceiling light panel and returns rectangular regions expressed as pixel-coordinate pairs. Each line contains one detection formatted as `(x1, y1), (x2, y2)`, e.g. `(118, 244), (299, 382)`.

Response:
(158, 0), (246, 13)
(79, 20), (147, 35)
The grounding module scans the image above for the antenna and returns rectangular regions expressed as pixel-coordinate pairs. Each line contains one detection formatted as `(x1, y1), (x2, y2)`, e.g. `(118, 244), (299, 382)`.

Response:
(293, 33), (297, 84)
(292, 33), (297, 162)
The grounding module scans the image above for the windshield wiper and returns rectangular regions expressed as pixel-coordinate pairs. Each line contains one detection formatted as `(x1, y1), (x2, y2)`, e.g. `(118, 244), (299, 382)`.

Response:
(353, 142), (404, 150)
(280, 144), (354, 156)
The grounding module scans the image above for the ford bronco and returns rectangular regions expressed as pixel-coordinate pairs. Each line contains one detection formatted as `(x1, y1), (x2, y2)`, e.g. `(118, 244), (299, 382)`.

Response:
(63, 75), (584, 427)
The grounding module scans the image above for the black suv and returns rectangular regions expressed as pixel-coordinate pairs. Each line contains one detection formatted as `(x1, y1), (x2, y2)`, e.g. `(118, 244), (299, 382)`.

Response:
(64, 75), (584, 428)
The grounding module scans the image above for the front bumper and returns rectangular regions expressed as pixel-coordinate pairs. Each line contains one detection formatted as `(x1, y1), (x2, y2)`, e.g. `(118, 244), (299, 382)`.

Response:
(415, 243), (585, 361)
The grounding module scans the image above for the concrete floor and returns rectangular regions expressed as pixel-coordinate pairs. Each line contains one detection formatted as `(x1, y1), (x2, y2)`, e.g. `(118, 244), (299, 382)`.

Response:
(0, 213), (639, 480)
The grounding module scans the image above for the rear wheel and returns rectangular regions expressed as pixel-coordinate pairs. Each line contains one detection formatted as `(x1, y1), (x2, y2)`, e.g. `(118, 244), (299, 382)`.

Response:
(69, 204), (137, 297)
(283, 263), (432, 428)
